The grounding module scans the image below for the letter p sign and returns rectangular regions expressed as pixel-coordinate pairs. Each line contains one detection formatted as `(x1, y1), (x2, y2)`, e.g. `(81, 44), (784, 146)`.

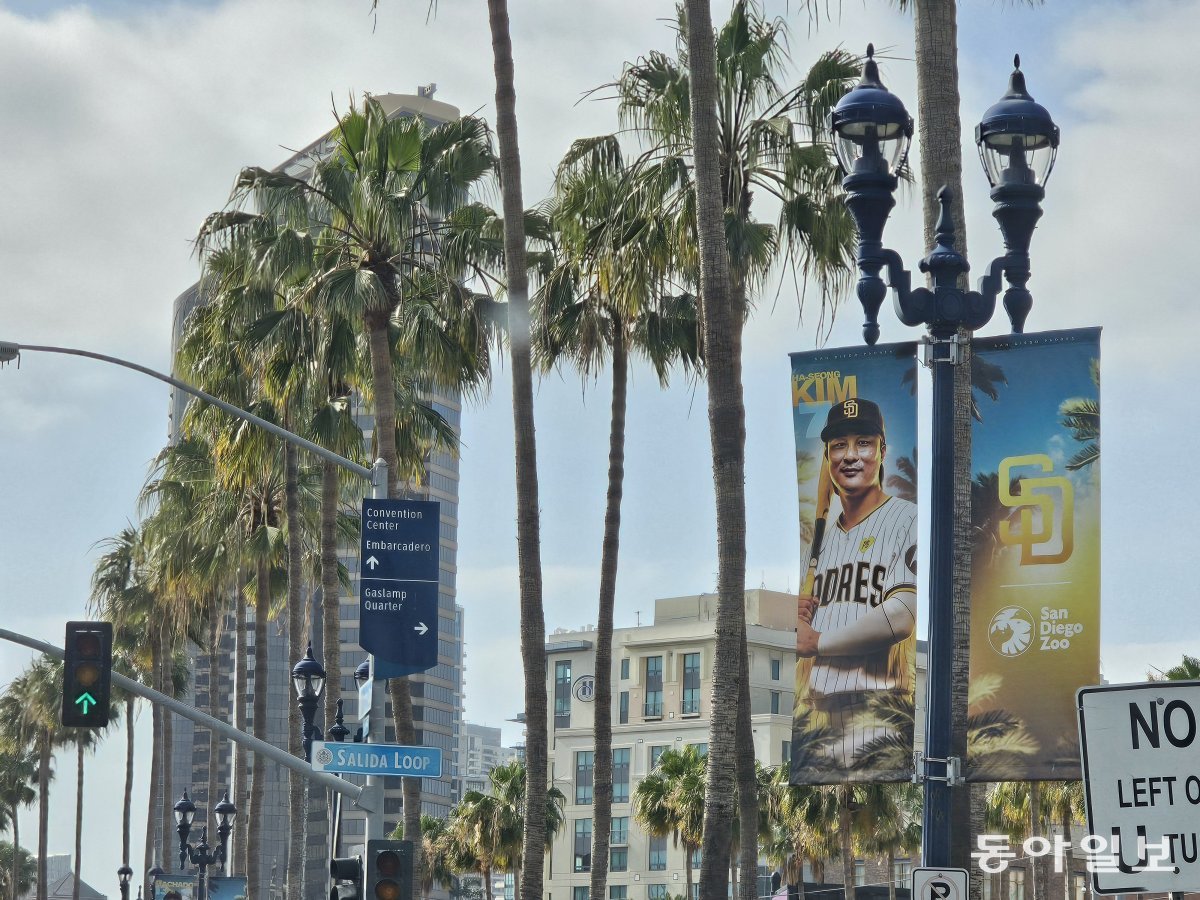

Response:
(913, 869), (969, 900)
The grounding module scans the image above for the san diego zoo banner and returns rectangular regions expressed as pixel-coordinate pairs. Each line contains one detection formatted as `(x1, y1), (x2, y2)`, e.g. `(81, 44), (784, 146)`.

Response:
(789, 341), (919, 784)
(968, 327), (1101, 781)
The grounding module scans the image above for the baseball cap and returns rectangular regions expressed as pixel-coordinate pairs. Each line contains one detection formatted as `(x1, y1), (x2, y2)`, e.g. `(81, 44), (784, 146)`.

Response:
(820, 398), (886, 442)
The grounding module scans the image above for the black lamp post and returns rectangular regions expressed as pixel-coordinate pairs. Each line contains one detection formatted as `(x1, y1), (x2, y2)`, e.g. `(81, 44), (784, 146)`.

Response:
(292, 642), (327, 762)
(146, 863), (164, 900)
(118, 865), (133, 900)
(174, 789), (238, 900)
(829, 46), (1058, 869)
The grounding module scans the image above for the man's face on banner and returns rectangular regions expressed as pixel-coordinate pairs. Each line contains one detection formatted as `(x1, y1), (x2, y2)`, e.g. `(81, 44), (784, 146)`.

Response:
(827, 432), (884, 496)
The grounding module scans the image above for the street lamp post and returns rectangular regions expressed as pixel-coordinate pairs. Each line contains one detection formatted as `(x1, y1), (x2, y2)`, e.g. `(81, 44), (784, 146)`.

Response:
(292, 642), (328, 761)
(146, 863), (164, 900)
(173, 789), (238, 900)
(829, 46), (1058, 868)
(118, 865), (133, 900)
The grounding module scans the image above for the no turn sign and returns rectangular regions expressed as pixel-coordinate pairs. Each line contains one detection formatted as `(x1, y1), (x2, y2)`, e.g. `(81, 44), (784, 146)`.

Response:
(912, 868), (968, 900)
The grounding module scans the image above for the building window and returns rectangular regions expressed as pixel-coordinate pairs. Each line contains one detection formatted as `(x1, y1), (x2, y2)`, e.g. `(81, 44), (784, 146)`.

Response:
(611, 888), (627, 900)
(1007, 869), (1025, 900)
(1071, 875), (1085, 900)
(771, 658), (781, 680)
(610, 847), (628, 872)
(555, 660), (572, 727)
(575, 751), (594, 805)
(782, 740), (791, 763)
(611, 817), (628, 846)
(574, 819), (592, 873)
(689, 885), (700, 900)
(690, 742), (708, 757)
(649, 745), (667, 771)
(619, 691), (629, 725)
(574, 888), (590, 900)
(647, 886), (668, 900)
(893, 859), (912, 887)
(983, 875), (995, 900)
(854, 861), (866, 887)
(620, 658), (630, 679)
(682, 652), (701, 715)
(649, 834), (667, 870)
(691, 847), (702, 870)
(770, 691), (781, 715)
(644, 656), (663, 717)
(612, 748), (631, 803)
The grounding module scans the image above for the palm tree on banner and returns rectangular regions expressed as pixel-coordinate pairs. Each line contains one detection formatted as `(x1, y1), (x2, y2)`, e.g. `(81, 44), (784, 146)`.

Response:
(1059, 360), (1099, 471)
(610, 7), (859, 893)
(0, 747), (37, 900)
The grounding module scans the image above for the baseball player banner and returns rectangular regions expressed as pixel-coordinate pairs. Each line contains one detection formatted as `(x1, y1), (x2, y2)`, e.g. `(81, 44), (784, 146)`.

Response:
(789, 341), (919, 784)
(968, 327), (1101, 781)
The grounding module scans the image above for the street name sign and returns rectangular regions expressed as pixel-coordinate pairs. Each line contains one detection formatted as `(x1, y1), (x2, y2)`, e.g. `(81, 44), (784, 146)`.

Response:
(1078, 681), (1200, 894)
(912, 869), (968, 900)
(359, 498), (440, 671)
(310, 740), (442, 778)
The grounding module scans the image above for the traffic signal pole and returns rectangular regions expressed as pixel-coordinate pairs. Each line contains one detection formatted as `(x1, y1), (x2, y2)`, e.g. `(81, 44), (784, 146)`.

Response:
(0, 626), (374, 809)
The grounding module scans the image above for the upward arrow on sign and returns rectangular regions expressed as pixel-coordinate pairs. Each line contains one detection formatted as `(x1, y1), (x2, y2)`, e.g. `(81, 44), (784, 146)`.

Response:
(365, 556), (380, 570)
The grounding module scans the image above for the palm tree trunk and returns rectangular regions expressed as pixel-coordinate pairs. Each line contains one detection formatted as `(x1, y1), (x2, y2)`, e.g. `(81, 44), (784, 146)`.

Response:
(73, 742), (83, 900)
(684, 842), (695, 900)
(913, 0), (974, 875)
(736, 640), (758, 900)
(285, 438), (307, 900)
(160, 629), (175, 876)
(684, 2), (746, 898)
(207, 613), (220, 828)
(887, 849), (896, 900)
(145, 637), (162, 898)
(485, 5), (547, 900)
(321, 461), (341, 739)
(1060, 802), (1073, 900)
(12, 799), (21, 900)
(124, 696), (134, 871)
(365, 308), (424, 887)
(248, 554), (271, 900)
(840, 786), (855, 900)
(483, 866), (494, 900)
(590, 328), (626, 900)
(36, 731), (48, 900)
(1029, 782), (1043, 900)
(234, 570), (249, 878)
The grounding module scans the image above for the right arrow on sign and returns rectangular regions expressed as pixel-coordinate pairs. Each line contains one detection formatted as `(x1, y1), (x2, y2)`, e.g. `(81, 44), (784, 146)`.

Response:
(414, 622), (428, 635)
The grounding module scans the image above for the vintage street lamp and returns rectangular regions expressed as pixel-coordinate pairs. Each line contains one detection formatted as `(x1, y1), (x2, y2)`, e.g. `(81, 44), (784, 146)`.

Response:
(292, 642), (327, 762)
(117, 865), (133, 900)
(328, 698), (352, 743)
(829, 46), (1059, 869)
(174, 789), (237, 900)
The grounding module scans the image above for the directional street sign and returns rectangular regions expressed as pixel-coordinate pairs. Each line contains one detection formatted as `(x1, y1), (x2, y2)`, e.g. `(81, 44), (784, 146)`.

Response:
(359, 498), (440, 671)
(1078, 681), (1200, 894)
(912, 868), (969, 900)
(310, 740), (442, 778)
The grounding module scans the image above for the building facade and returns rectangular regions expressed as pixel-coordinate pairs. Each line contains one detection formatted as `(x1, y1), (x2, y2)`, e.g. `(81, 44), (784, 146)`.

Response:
(543, 590), (801, 900)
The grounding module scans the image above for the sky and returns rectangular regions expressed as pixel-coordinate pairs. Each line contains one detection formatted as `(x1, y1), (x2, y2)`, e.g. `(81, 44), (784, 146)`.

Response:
(2, 0), (1199, 893)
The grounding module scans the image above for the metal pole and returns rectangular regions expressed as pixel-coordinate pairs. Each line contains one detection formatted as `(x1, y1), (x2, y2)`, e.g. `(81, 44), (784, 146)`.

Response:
(921, 334), (958, 867)
(362, 458), (389, 847)
(0, 342), (373, 481)
(0, 627), (374, 809)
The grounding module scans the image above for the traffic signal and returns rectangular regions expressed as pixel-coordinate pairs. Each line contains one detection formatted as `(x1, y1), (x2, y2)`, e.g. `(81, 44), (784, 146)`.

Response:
(330, 854), (362, 900)
(365, 840), (412, 900)
(61, 621), (113, 727)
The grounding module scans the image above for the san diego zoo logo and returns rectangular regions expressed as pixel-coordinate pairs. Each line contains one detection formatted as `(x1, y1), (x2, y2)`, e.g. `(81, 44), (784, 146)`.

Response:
(315, 747), (334, 766)
(989, 606), (1034, 657)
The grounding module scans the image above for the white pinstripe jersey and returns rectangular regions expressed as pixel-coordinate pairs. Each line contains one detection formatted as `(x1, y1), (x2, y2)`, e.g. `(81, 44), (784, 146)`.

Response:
(808, 495), (917, 699)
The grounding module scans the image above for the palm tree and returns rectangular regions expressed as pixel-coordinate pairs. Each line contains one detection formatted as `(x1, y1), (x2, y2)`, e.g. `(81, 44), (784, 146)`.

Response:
(390, 813), (458, 900)
(634, 746), (708, 900)
(540, 139), (700, 900)
(615, 8), (859, 895)
(854, 783), (921, 900)
(0, 843), (35, 900)
(1161, 655), (1200, 681)
(200, 101), (496, 881)
(0, 749), (37, 900)
(1059, 360), (1099, 471)
(1039, 782), (1084, 900)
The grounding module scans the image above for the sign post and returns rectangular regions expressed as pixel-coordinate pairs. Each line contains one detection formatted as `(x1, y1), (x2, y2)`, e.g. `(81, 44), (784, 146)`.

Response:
(359, 498), (440, 671)
(912, 869), (969, 900)
(1078, 682), (1200, 894)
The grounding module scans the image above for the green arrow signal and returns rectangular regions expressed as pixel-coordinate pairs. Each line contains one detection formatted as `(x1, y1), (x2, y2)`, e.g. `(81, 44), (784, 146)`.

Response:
(74, 692), (97, 714)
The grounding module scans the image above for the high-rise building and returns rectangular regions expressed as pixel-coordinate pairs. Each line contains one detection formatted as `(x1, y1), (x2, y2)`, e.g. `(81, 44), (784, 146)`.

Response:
(167, 89), (467, 899)
(541, 590), (928, 900)
(457, 722), (520, 795)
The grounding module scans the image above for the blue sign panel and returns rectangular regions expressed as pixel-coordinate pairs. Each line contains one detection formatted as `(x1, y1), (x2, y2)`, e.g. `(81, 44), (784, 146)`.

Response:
(359, 499), (440, 671)
(310, 740), (442, 778)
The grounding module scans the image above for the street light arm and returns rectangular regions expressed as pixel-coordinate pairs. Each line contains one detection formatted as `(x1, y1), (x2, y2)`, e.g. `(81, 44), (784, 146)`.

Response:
(0, 341), (376, 482)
